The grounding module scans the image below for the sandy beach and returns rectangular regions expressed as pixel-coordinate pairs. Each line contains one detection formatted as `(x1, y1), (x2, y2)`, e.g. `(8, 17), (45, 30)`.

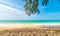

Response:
(0, 23), (59, 36)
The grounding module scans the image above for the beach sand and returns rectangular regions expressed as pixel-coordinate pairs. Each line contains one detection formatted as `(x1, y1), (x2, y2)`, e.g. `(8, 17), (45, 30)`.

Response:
(0, 23), (59, 36)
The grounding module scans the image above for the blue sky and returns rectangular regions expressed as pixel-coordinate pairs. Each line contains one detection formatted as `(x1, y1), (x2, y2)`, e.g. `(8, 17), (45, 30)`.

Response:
(0, 0), (60, 20)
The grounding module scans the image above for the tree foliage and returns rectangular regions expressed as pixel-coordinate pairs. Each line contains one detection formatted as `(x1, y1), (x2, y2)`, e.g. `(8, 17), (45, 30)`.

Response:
(22, 0), (40, 16)
(22, 0), (60, 16)
(42, 0), (48, 6)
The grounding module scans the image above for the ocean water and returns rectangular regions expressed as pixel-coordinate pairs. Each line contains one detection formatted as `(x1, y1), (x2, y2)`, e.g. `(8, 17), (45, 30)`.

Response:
(0, 20), (60, 23)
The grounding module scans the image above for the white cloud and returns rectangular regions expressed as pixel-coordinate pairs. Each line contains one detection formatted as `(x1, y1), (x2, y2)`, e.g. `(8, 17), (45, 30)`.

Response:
(0, 0), (23, 10)
(0, 4), (38, 20)
(0, 4), (26, 20)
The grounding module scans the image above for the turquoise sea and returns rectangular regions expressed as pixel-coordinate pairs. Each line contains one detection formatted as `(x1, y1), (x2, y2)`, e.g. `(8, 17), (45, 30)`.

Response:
(0, 20), (60, 23)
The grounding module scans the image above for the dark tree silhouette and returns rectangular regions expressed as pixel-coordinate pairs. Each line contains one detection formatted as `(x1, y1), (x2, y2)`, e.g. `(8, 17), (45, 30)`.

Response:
(22, 0), (40, 16)
(22, 0), (59, 16)
(42, 0), (48, 6)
